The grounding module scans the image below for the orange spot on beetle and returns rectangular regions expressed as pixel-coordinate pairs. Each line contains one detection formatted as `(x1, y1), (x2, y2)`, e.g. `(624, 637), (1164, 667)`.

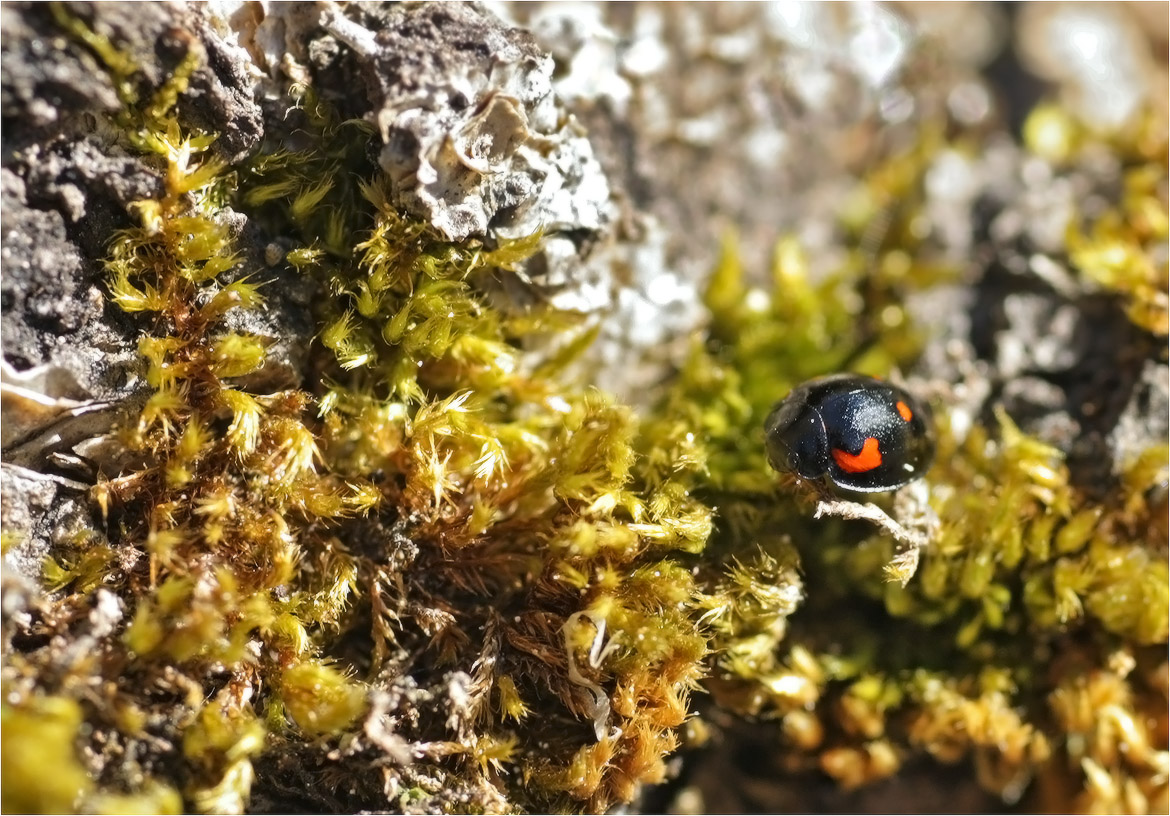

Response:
(832, 437), (883, 473)
(896, 400), (913, 422)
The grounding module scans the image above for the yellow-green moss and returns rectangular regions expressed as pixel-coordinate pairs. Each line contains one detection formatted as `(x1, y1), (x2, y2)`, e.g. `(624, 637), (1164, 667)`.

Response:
(1023, 103), (1170, 336)
(1, 695), (93, 813)
(11, 12), (720, 813)
(666, 106), (1168, 813)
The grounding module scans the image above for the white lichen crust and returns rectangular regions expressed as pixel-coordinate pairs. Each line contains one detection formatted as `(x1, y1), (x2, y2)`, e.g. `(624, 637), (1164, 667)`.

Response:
(322, 2), (611, 246)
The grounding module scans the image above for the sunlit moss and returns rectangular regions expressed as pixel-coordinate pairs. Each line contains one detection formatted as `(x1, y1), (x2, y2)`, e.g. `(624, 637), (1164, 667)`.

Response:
(229, 87), (724, 810)
(1043, 652), (1169, 814)
(669, 104), (1168, 813)
(1023, 104), (1170, 336)
(89, 781), (184, 816)
(279, 661), (367, 736)
(1, 695), (93, 813)
(4, 11), (723, 814)
(183, 696), (267, 814)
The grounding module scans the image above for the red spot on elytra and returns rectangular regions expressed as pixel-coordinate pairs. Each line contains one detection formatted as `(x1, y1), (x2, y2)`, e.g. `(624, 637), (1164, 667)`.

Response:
(833, 437), (883, 473)
(896, 400), (913, 421)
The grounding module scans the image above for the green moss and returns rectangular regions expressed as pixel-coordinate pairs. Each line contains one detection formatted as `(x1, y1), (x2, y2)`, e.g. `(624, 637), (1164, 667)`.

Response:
(832, 406), (1169, 649)
(1023, 104), (1170, 336)
(89, 781), (184, 816)
(42, 533), (116, 594)
(3, 14), (719, 813)
(0, 531), (22, 556)
(1, 695), (93, 813)
(183, 695), (267, 813)
(659, 106), (1168, 811)
(278, 661), (367, 736)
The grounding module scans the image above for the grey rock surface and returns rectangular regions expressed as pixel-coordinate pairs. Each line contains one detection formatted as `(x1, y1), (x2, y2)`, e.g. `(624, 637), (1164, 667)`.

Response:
(1, 167), (139, 400)
(1, 2), (272, 584)
(322, 2), (611, 247)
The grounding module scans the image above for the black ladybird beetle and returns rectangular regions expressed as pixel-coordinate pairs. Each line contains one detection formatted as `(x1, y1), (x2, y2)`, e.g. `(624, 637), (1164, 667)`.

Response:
(765, 374), (934, 493)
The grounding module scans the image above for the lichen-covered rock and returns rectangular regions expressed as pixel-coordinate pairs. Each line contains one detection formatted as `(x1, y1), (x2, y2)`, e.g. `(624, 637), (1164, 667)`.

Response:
(1, 0), (267, 391)
(2, 2), (263, 161)
(0, 2), (122, 134)
(322, 2), (611, 246)
(0, 168), (138, 400)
